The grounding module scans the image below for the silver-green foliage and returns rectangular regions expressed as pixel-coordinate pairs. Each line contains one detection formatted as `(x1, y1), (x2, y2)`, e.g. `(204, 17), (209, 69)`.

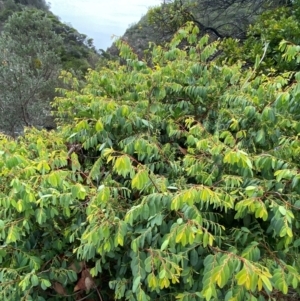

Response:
(0, 8), (61, 135)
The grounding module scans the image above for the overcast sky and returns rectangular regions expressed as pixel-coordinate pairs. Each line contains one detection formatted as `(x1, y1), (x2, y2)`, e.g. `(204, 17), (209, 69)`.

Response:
(49, 0), (162, 50)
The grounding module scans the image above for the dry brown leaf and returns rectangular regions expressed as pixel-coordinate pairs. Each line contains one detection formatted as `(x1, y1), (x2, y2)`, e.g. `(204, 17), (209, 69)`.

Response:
(178, 146), (187, 155)
(82, 268), (95, 291)
(84, 275), (94, 291)
(69, 261), (84, 273)
(74, 268), (95, 292)
(53, 282), (66, 296)
(74, 277), (85, 292)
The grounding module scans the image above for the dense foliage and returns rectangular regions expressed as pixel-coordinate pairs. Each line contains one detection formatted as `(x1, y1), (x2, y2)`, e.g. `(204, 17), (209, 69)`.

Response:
(0, 0), (49, 22)
(221, 1), (300, 73)
(1, 19), (300, 300)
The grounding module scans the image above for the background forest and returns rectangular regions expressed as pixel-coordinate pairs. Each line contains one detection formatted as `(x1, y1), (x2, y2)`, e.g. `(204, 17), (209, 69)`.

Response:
(1, 0), (300, 300)
(0, 0), (99, 135)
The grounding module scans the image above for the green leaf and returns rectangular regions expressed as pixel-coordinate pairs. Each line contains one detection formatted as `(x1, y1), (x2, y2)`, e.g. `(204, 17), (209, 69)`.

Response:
(132, 170), (149, 190)
(132, 276), (141, 293)
(260, 274), (272, 291)
(48, 172), (58, 187)
(278, 206), (287, 216)
(41, 279), (51, 290)
(161, 239), (169, 251)
(6, 226), (20, 243)
(95, 119), (104, 131)
(190, 249), (198, 266)
(31, 274), (39, 287)
(114, 155), (133, 177)
(35, 208), (47, 225)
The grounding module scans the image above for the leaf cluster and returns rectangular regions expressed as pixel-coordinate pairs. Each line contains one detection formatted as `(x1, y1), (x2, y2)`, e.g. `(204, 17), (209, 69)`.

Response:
(221, 1), (300, 73)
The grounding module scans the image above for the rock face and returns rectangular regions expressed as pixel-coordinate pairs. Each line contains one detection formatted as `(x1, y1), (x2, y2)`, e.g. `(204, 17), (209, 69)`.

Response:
(106, 14), (161, 59)
(105, 6), (225, 59)
(106, 12), (217, 60)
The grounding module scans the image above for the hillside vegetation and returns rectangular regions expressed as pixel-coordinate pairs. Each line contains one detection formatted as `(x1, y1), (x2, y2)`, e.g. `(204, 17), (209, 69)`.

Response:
(0, 0), (97, 72)
(1, 1), (300, 301)
(0, 0), (100, 135)
(107, 0), (290, 57)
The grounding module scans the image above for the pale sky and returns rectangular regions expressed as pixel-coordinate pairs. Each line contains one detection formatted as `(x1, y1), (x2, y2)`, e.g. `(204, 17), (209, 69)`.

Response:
(49, 0), (162, 50)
